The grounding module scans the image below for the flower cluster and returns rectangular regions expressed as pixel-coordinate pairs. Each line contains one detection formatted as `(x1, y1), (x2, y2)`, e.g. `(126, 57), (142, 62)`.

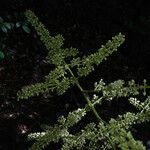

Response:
(17, 10), (150, 150)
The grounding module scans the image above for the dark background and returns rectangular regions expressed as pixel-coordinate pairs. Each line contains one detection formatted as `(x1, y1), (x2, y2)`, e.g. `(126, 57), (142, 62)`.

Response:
(0, 0), (150, 149)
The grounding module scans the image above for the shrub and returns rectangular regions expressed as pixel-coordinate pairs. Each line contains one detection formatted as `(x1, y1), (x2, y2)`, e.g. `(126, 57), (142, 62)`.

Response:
(0, 13), (30, 60)
(17, 10), (150, 150)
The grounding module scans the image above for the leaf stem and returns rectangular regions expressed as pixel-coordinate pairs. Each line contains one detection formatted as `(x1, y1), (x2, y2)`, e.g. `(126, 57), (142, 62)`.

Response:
(66, 65), (104, 122)
(66, 65), (116, 150)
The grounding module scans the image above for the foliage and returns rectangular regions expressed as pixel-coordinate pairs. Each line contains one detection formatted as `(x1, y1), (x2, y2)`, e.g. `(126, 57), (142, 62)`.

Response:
(0, 50), (5, 60)
(0, 14), (30, 34)
(0, 13), (30, 60)
(17, 10), (150, 150)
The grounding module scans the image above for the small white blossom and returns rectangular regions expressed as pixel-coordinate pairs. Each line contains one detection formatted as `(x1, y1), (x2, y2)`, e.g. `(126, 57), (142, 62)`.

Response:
(129, 97), (140, 108)
(93, 94), (98, 100)
(28, 132), (46, 139)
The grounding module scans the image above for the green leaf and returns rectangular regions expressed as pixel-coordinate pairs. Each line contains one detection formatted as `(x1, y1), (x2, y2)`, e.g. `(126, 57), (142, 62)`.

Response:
(16, 22), (22, 28)
(22, 25), (31, 33)
(0, 51), (5, 60)
(1, 26), (8, 33)
(4, 22), (12, 30)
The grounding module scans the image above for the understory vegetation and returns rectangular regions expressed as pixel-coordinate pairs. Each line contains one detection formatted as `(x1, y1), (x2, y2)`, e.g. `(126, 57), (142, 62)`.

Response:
(16, 10), (150, 150)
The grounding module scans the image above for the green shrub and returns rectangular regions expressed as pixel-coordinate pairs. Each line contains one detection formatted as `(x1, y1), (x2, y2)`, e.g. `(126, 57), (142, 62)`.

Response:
(17, 10), (150, 150)
(0, 13), (30, 60)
